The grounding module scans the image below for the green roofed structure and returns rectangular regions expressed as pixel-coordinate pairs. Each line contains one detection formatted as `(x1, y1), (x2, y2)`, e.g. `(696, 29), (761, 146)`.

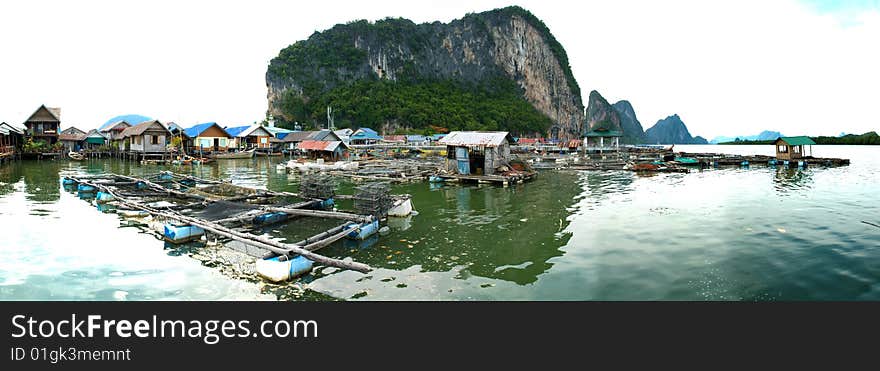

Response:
(583, 129), (622, 150)
(775, 136), (816, 160)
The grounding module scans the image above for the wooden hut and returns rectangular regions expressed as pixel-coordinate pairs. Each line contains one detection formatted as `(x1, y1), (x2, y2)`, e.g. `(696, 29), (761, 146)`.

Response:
(184, 122), (232, 153)
(1, 122), (24, 161)
(279, 130), (342, 151)
(59, 132), (87, 152)
(438, 131), (513, 176)
(775, 136), (816, 160)
(226, 125), (273, 149)
(83, 129), (109, 150)
(121, 120), (171, 154)
(23, 105), (61, 145)
(350, 128), (382, 145)
(296, 140), (349, 161)
(99, 120), (132, 151)
(165, 122), (191, 154)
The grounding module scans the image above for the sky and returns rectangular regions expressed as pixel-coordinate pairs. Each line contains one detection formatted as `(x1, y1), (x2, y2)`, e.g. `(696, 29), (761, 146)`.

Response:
(0, 0), (877, 139)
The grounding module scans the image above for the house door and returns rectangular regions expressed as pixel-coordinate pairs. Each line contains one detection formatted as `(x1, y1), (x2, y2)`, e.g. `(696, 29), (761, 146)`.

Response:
(213, 138), (219, 151)
(455, 147), (470, 175)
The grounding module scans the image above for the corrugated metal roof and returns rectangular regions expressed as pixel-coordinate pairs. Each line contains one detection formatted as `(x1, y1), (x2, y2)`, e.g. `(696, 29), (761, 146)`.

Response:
(223, 125), (271, 138)
(265, 126), (294, 137)
(59, 133), (87, 141)
(383, 135), (406, 142)
(778, 136), (816, 145)
(406, 135), (427, 142)
(121, 120), (170, 137)
(281, 131), (316, 142)
(0, 122), (24, 135)
(438, 131), (511, 147)
(297, 140), (345, 152)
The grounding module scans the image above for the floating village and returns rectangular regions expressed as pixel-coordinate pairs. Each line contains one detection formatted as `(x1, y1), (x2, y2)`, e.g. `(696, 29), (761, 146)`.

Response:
(0, 105), (852, 284)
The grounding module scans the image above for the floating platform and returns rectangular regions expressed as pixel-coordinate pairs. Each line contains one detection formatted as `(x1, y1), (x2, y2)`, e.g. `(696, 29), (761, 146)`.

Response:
(62, 172), (396, 279)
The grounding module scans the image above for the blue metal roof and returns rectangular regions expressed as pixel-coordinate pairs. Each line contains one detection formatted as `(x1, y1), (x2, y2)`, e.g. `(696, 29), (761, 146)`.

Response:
(406, 135), (427, 142)
(184, 122), (228, 137)
(430, 134), (446, 140)
(224, 125), (250, 137)
(351, 128), (382, 140)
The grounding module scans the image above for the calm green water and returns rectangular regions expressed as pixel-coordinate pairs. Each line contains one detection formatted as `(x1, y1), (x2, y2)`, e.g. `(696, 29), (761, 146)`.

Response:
(1, 145), (878, 300)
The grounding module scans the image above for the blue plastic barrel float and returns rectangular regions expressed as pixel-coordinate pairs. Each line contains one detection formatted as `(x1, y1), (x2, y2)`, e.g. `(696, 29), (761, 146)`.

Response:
(163, 223), (205, 243)
(798, 161), (806, 168)
(740, 160), (749, 167)
(346, 220), (379, 240)
(95, 191), (115, 203)
(768, 159), (777, 166)
(76, 184), (96, 193)
(256, 255), (314, 282)
(62, 177), (77, 186)
(158, 172), (174, 181)
(316, 198), (335, 210)
(252, 212), (289, 226)
(428, 175), (445, 183)
(180, 179), (196, 187)
(135, 181), (147, 190)
(96, 202), (116, 213)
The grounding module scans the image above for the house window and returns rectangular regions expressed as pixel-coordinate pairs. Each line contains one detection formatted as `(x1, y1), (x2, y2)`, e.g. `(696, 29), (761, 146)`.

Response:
(778, 145), (787, 153)
(219, 138), (227, 147)
(151, 135), (159, 145)
(793, 146), (800, 154)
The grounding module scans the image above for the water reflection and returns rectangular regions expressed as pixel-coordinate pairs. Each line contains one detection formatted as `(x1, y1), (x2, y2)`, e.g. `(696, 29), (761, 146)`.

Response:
(773, 168), (814, 194)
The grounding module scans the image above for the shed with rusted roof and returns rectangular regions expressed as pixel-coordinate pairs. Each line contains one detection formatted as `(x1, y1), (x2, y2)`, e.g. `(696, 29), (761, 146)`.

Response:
(438, 131), (513, 175)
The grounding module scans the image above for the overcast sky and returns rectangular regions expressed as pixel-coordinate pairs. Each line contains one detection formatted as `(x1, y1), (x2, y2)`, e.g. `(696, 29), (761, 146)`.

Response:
(0, 0), (877, 139)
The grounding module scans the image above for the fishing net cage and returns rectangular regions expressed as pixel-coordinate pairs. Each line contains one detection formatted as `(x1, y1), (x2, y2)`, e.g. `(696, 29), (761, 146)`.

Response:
(353, 182), (393, 218)
(299, 173), (336, 200)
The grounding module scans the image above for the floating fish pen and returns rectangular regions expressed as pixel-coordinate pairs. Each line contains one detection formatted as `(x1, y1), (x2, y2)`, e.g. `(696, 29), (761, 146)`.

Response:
(526, 149), (850, 173)
(60, 171), (414, 283)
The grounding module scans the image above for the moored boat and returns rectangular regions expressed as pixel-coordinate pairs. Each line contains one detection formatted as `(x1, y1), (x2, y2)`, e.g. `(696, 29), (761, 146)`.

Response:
(211, 148), (255, 159)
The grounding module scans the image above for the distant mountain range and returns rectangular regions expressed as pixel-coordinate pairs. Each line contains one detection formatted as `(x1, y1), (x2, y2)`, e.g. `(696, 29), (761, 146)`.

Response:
(644, 114), (708, 144)
(585, 90), (706, 144)
(710, 130), (783, 144)
(98, 114), (152, 130)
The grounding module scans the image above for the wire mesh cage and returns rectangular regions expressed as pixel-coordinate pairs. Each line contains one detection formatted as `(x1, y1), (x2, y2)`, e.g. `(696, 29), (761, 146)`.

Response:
(299, 173), (336, 199)
(353, 182), (393, 218)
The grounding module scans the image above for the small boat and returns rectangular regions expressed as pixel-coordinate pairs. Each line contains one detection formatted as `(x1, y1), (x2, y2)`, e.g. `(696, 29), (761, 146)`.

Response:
(68, 151), (85, 161)
(674, 157), (699, 165)
(256, 151), (283, 157)
(211, 148), (255, 159)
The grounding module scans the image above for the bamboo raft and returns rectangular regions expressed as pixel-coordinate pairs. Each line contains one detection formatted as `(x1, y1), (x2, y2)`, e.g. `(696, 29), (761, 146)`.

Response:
(61, 171), (397, 279)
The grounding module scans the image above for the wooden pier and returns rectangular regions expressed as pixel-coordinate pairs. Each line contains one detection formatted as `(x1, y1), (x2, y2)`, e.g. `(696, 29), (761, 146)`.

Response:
(434, 171), (536, 186)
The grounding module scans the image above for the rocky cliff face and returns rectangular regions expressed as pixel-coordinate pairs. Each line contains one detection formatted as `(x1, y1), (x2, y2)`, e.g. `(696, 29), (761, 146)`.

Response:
(611, 100), (647, 144)
(645, 114), (708, 144)
(584, 90), (622, 134)
(266, 6), (584, 137)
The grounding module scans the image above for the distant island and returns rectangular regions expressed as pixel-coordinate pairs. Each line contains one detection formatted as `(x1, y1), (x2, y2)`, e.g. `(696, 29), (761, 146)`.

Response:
(718, 131), (880, 145)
